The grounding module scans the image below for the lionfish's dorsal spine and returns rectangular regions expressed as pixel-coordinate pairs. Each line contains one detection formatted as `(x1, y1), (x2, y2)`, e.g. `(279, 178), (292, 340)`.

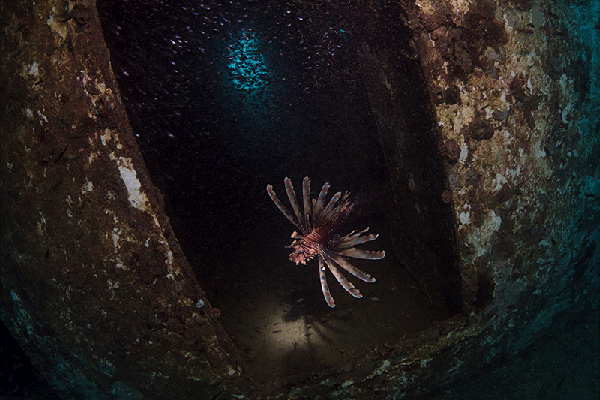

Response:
(267, 184), (303, 231)
(302, 177), (312, 231)
(284, 177), (305, 234)
(312, 182), (331, 224)
(316, 191), (342, 226)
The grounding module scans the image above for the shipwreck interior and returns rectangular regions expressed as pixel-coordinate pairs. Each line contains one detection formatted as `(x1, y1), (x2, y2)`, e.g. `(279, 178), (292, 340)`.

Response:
(4, 0), (597, 398)
(96, 0), (460, 384)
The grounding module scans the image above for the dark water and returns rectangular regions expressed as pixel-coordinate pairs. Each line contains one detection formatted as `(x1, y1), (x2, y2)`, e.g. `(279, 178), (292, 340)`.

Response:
(94, 0), (447, 383)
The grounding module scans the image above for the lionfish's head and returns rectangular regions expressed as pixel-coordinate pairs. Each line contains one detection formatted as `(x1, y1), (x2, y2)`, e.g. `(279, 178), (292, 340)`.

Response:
(288, 243), (319, 265)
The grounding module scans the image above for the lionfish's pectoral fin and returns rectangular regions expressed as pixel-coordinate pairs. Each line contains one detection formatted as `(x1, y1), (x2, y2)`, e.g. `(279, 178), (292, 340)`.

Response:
(326, 251), (377, 282)
(319, 257), (335, 308)
(322, 254), (362, 298)
(335, 229), (380, 249)
(337, 248), (385, 261)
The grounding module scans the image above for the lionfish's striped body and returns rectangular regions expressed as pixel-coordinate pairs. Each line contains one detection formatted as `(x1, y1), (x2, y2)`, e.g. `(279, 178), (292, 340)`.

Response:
(267, 177), (385, 308)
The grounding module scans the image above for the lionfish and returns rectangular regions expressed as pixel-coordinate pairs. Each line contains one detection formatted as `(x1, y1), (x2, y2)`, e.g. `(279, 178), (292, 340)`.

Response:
(267, 176), (385, 308)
